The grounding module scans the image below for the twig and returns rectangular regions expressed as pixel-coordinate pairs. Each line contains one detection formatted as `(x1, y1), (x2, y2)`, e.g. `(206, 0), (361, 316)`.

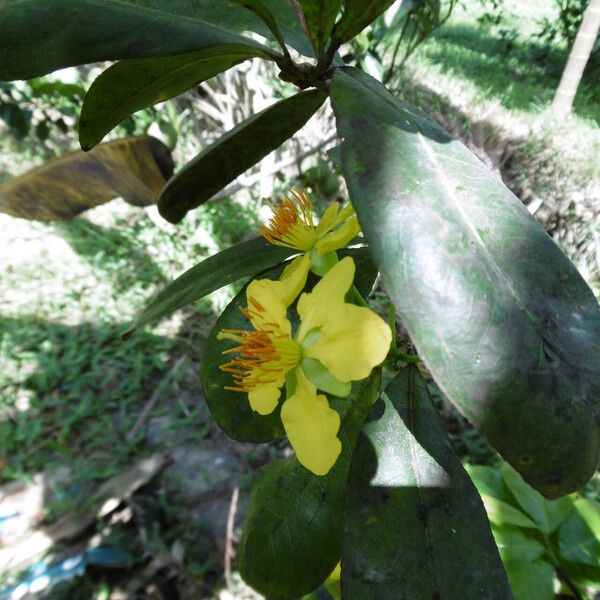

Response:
(224, 486), (240, 589)
(556, 566), (586, 600)
(126, 356), (186, 443)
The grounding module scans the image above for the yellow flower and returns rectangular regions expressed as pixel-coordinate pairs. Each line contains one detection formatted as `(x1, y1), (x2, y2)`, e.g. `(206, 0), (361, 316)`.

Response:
(218, 256), (391, 476)
(260, 188), (361, 275)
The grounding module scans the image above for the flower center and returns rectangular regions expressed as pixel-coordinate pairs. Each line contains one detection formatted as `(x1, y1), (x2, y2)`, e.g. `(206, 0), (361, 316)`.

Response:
(219, 301), (301, 393)
(260, 188), (318, 251)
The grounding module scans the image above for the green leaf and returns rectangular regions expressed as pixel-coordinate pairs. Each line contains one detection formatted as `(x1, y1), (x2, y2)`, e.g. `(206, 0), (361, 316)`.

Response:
(0, 136), (172, 221)
(158, 89), (327, 223)
(299, 0), (342, 54)
(229, 0), (290, 55)
(330, 66), (600, 498)
(466, 464), (508, 500)
(560, 560), (600, 589)
(331, 0), (396, 46)
(491, 525), (547, 564)
(199, 247), (378, 442)
(481, 495), (539, 529)
(238, 373), (380, 599)
(79, 45), (270, 150)
(0, 0), (274, 81)
(559, 498), (600, 568)
(125, 238), (296, 337)
(503, 560), (555, 600)
(342, 366), (513, 599)
(501, 464), (574, 533)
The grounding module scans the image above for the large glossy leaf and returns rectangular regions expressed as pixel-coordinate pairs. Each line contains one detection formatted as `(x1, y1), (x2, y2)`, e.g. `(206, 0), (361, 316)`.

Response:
(342, 366), (512, 599)
(331, 66), (600, 498)
(299, 0), (342, 54)
(158, 90), (327, 223)
(0, 136), (172, 221)
(125, 238), (295, 337)
(331, 0), (396, 46)
(200, 247), (378, 442)
(79, 45), (270, 150)
(0, 0), (275, 81)
(238, 373), (380, 599)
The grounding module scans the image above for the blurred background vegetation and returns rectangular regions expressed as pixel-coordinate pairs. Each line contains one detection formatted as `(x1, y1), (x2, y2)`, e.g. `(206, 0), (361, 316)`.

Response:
(1, 0), (599, 598)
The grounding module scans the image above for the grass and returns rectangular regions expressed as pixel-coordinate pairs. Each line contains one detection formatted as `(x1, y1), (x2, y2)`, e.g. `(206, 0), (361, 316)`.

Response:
(396, 0), (600, 177)
(0, 195), (260, 485)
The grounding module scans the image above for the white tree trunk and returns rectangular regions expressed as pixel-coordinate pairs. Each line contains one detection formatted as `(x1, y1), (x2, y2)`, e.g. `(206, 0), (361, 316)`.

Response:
(551, 0), (600, 118)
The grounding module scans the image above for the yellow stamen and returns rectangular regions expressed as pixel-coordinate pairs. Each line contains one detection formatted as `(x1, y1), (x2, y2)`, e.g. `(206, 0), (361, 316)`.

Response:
(260, 188), (317, 250)
(219, 303), (301, 394)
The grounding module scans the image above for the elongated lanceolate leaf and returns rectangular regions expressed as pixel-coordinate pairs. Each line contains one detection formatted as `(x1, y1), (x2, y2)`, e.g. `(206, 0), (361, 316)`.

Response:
(299, 0), (343, 54)
(125, 238), (295, 337)
(158, 90), (327, 223)
(0, 136), (172, 221)
(80, 45), (270, 151)
(331, 67), (600, 498)
(331, 0), (396, 46)
(342, 367), (512, 599)
(0, 0), (272, 81)
(238, 373), (380, 599)
(229, 0), (289, 55)
(200, 247), (378, 442)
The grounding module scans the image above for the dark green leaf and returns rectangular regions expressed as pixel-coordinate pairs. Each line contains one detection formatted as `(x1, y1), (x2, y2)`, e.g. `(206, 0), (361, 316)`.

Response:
(79, 45), (270, 150)
(559, 498), (600, 567)
(560, 560), (600, 589)
(158, 90), (327, 223)
(503, 560), (555, 600)
(501, 464), (574, 533)
(200, 261), (288, 444)
(229, 0), (290, 55)
(342, 366), (512, 599)
(299, 0), (342, 54)
(200, 247), (378, 442)
(238, 373), (380, 599)
(0, 0), (272, 81)
(125, 238), (295, 337)
(331, 66), (600, 498)
(331, 0), (396, 46)
(0, 136), (172, 221)
(0, 103), (32, 139)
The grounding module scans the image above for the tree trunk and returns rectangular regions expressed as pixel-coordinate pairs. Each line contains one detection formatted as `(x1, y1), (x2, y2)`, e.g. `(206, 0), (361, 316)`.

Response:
(551, 0), (600, 118)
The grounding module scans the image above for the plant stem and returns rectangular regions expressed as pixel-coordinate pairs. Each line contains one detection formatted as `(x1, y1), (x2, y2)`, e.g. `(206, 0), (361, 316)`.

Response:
(556, 566), (586, 600)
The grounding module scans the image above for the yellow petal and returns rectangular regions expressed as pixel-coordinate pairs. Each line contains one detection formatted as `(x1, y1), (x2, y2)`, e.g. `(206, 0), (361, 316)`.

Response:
(296, 256), (392, 381)
(281, 370), (341, 476)
(248, 381), (281, 415)
(315, 202), (340, 236)
(304, 303), (392, 381)
(247, 254), (310, 327)
(277, 253), (311, 305)
(245, 254), (310, 333)
(297, 256), (355, 339)
(315, 215), (361, 254)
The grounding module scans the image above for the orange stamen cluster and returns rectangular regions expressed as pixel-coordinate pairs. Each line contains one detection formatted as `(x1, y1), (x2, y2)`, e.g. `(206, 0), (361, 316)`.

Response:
(260, 188), (314, 246)
(220, 298), (293, 393)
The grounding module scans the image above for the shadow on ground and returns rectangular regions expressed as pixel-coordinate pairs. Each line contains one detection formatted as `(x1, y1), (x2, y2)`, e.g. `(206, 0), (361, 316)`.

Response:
(420, 21), (600, 124)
